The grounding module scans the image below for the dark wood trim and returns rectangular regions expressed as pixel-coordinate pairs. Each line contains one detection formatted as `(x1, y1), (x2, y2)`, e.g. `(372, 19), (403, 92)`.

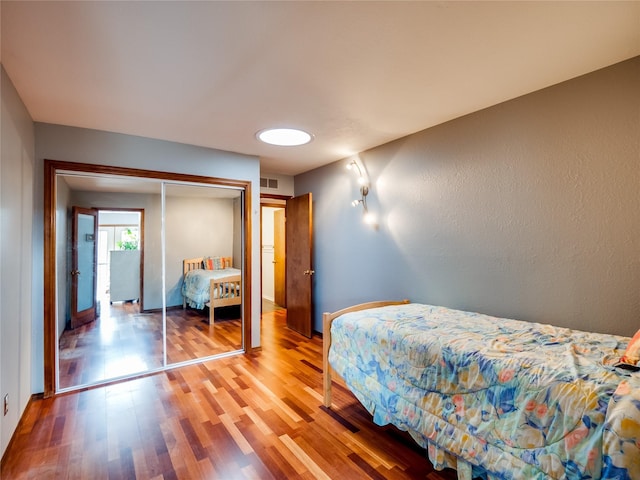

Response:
(260, 193), (292, 201)
(44, 159), (254, 393)
(49, 159), (249, 189)
(44, 161), (56, 397)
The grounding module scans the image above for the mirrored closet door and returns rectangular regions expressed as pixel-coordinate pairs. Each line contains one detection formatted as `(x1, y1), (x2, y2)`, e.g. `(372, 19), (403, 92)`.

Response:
(163, 182), (244, 366)
(47, 162), (247, 394)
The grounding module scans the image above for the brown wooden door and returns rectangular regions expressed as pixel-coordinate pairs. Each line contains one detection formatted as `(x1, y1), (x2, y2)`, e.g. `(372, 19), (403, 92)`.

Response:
(70, 207), (98, 329)
(274, 208), (286, 307)
(285, 193), (313, 337)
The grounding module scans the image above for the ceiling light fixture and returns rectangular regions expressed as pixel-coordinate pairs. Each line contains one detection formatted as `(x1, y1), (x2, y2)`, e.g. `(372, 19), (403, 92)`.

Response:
(257, 128), (313, 147)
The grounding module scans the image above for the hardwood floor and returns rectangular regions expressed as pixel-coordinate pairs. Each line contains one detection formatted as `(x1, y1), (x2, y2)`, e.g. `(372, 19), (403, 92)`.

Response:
(3, 310), (458, 480)
(59, 300), (242, 389)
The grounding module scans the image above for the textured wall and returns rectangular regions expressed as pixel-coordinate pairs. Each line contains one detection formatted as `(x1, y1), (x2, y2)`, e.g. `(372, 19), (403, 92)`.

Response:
(296, 57), (640, 336)
(1, 65), (35, 457)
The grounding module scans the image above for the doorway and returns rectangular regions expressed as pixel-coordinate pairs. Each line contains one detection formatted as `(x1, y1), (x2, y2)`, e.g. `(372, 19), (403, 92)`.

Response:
(261, 205), (285, 312)
(260, 194), (314, 337)
(97, 210), (143, 308)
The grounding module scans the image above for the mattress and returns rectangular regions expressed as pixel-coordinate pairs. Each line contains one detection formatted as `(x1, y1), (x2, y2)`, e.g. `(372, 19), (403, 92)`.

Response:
(328, 303), (640, 479)
(181, 267), (241, 309)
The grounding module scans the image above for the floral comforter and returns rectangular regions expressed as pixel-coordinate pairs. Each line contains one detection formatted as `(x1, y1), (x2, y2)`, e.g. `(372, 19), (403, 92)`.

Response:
(328, 303), (640, 479)
(181, 267), (241, 309)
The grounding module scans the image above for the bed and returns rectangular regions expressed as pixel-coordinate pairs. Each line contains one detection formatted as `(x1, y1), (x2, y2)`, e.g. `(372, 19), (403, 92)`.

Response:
(181, 256), (242, 324)
(323, 300), (640, 480)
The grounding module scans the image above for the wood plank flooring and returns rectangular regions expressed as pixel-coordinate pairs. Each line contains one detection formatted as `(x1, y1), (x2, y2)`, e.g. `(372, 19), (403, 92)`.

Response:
(58, 301), (242, 389)
(2, 310), (459, 480)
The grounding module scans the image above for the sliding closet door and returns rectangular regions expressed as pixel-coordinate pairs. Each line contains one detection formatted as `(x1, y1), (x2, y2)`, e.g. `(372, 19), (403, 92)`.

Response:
(56, 174), (164, 391)
(163, 183), (244, 366)
(47, 160), (250, 395)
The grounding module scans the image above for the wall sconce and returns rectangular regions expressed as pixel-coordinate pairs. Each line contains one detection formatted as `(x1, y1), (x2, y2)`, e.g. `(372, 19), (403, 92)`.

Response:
(347, 160), (376, 225)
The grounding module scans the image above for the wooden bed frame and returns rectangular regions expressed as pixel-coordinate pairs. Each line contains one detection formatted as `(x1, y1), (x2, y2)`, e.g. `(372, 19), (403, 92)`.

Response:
(182, 256), (242, 324)
(322, 299), (410, 408)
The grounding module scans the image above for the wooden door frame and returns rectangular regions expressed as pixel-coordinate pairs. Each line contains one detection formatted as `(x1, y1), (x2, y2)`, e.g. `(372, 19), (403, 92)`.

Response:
(44, 159), (253, 397)
(260, 195), (290, 312)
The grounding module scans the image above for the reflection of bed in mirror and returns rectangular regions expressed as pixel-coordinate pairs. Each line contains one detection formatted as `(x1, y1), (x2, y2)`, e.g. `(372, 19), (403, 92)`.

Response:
(182, 257), (242, 324)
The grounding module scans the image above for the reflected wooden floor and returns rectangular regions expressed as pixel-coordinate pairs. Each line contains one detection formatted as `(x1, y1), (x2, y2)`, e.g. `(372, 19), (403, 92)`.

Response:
(58, 300), (242, 389)
(4, 310), (458, 480)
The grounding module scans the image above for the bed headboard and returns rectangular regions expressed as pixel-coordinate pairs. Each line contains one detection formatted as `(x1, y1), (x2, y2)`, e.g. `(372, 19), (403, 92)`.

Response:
(183, 257), (204, 274)
(183, 256), (233, 275)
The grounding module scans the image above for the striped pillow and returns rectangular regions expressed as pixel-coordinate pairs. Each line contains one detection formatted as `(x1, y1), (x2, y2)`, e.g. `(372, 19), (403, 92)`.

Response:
(203, 256), (223, 270)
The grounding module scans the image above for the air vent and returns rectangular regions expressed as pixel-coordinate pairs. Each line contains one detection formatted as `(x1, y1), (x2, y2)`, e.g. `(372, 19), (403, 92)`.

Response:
(260, 177), (279, 189)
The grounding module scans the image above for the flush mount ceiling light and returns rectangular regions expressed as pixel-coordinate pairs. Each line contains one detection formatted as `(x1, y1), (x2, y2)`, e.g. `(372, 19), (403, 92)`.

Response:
(257, 128), (313, 147)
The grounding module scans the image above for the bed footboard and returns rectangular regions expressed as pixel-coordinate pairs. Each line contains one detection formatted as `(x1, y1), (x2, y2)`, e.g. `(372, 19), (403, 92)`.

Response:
(207, 274), (242, 324)
(322, 299), (410, 408)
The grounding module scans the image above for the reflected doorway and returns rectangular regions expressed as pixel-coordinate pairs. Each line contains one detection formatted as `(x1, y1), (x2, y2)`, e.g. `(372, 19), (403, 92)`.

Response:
(97, 210), (142, 308)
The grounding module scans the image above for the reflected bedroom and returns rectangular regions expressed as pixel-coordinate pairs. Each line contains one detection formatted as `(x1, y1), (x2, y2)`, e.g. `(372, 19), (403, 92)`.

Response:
(55, 171), (245, 392)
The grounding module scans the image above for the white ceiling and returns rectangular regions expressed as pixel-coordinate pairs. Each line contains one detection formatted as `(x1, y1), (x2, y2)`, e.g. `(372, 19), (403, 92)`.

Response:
(2, 1), (639, 176)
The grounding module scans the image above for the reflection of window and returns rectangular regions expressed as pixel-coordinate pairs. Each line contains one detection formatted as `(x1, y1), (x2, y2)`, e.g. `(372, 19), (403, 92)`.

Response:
(117, 227), (139, 250)
(97, 230), (109, 263)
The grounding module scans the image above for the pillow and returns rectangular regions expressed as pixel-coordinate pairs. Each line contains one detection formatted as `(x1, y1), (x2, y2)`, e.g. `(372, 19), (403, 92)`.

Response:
(203, 256), (223, 270)
(620, 329), (640, 365)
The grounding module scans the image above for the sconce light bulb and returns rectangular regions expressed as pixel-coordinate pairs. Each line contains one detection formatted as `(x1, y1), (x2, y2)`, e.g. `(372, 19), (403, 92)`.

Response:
(363, 212), (376, 225)
(346, 161), (354, 170)
(351, 199), (360, 207)
(357, 176), (366, 185)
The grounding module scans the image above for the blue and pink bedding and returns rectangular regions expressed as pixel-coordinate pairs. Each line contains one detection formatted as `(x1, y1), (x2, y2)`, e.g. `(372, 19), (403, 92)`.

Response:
(328, 303), (640, 479)
(181, 267), (241, 309)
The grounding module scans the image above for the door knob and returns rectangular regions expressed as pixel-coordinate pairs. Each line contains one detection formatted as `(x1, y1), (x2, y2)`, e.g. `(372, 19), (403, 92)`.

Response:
(70, 270), (80, 276)
(303, 269), (315, 275)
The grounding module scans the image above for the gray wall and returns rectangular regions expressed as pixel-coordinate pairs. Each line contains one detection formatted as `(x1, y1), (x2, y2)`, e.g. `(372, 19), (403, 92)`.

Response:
(296, 56), (640, 337)
(0, 66), (35, 457)
(34, 123), (263, 387)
